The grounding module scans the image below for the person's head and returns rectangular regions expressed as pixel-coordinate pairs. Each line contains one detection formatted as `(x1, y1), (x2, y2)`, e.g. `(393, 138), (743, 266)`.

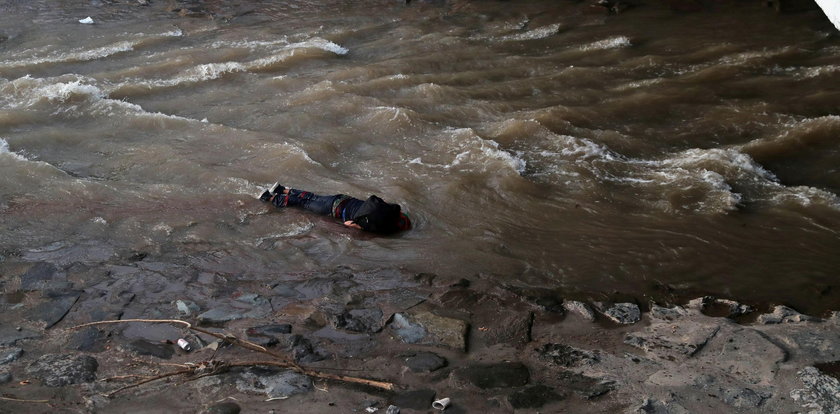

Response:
(397, 212), (412, 232)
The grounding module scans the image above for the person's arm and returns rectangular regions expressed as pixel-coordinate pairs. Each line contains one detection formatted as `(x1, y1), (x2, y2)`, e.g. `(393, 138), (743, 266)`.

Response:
(343, 221), (362, 229)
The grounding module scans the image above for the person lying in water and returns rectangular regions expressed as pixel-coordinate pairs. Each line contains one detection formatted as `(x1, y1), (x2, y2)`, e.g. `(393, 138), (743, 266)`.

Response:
(259, 182), (412, 234)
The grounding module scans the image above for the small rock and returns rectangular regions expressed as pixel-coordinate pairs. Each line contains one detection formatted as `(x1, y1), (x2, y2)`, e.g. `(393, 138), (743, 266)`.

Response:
(330, 308), (384, 333)
(602, 303), (641, 324)
(757, 305), (815, 324)
(563, 300), (596, 321)
(536, 343), (599, 367)
(687, 297), (753, 318)
(198, 306), (245, 325)
(125, 340), (174, 359)
(204, 402), (241, 414)
(0, 347), (23, 365)
(236, 367), (312, 399)
(385, 405), (400, 414)
(391, 389), (435, 410)
(451, 362), (529, 389)
(26, 353), (98, 387)
(404, 351), (447, 373)
(286, 335), (328, 363)
(176, 299), (200, 316)
(649, 304), (690, 320)
(508, 384), (564, 409)
(719, 387), (770, 408)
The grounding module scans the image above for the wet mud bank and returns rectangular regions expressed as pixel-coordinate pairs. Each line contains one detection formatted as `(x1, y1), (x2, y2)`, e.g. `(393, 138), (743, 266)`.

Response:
(0, 252), (838, 413)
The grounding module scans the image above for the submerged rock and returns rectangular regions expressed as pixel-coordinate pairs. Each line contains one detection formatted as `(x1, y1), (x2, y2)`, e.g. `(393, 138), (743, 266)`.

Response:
(0, 325), (41, 346)
(245, 324), (292, 347)
(26, 353), (98, 387)
(329, 308), (384, 333)
(627, 398), (690, 414)
(20, 262), (69, 291)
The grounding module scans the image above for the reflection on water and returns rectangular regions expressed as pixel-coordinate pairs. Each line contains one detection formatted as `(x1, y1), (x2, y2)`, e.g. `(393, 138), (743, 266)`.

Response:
(1, 0), (839, 313)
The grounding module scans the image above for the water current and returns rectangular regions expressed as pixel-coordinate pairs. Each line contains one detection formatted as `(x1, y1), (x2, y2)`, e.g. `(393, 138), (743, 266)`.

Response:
(1, 0), (839, 313)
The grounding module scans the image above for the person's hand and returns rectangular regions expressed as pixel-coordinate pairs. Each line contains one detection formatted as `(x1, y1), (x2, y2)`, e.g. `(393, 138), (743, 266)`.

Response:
(344, 221), (362, 230)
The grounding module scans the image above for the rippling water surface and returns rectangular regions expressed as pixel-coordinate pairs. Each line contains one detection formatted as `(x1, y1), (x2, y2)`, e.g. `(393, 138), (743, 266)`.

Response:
(1, 0), (839, 312)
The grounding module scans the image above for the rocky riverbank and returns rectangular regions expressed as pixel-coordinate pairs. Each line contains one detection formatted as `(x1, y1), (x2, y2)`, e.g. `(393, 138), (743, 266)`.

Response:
(0, 249), (838, 413)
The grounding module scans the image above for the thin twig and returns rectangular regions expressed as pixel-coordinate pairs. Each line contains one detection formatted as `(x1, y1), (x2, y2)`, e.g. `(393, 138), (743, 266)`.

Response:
(105, 369), (191, 398)
(0, 396), (51, 404)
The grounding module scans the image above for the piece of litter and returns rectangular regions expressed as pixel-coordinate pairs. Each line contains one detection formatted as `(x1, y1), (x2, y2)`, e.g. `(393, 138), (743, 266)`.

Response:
(264, 396), (289, 402)
(79, 17), (94, 24)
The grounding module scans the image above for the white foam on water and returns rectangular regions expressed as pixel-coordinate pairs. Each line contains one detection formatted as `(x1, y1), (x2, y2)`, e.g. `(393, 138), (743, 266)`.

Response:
(0, 138), (28, 161)
(0, 40), (137, 68)
(92, 217), (108, 225)
(580, 36), (632, 51)
(446, 128), (526, 174)
(799, 65), (840, 79)
(115, 37), (348, 91)
(498, 23), (561, 41)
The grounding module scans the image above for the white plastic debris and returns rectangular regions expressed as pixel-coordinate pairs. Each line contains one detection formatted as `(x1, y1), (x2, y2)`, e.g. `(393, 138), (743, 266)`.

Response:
(177, 338), (191, 351)
(79, 17), (94, 24)
(432, 397), (451, 410)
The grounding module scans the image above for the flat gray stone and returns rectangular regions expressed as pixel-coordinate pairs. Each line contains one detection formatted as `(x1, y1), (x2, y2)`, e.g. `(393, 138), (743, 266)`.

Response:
(624, 320), (720, 361)
(0, 325), (41, 346)
(198, 306), (245, 324)
(29, 292), (80, 328)
(603, 303), (641, 325)
(404, 351), (447, 373)
(0, 347), (23, 365)
(235, 367), (312, 399)
(707, 326), (787, 385)
(26, 353), (98, 387)
(649, 304), (690, 321)
(20, 262), (68, 291)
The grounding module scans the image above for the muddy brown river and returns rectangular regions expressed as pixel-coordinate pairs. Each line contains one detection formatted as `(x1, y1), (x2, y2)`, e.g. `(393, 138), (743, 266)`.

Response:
(1, 0), (839, 313)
